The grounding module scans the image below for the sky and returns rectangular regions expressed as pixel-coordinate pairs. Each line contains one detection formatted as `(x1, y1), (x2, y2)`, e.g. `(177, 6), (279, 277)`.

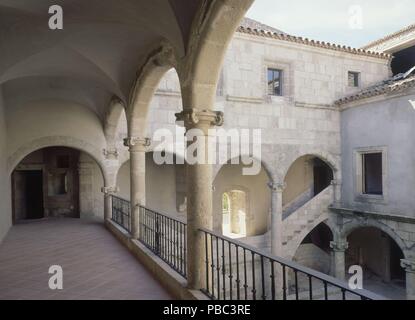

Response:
(246, 0), (415, 48)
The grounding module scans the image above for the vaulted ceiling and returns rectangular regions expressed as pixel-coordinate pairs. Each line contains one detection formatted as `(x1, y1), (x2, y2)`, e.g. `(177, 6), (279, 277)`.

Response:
(0, 0), (202, 120)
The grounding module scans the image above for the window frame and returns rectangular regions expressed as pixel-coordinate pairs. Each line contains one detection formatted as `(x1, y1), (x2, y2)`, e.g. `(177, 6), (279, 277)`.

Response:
(267, 68), (284, 96)
(354, 146), (388, 203)
(348, 71), (361, 88)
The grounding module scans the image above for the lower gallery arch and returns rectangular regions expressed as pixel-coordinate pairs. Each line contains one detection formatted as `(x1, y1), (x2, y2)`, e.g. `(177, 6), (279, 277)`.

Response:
(116, 152), (186, 218)
(283, 155), (334, 216)
(293, 222), (334, 273)
(345, 226), (406, 299)
(10, 146), (105, 223)
(213, 158), (271, 239)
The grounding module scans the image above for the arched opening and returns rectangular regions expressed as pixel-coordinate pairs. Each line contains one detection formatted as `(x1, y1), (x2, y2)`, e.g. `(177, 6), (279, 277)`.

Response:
(222, 190), (247, 238)
(213, 158), (271, 237)
(116, 152), (186, 219)
(294, 223), (334, 274)
(11, 147), (105, 223)
(283, 155), (334, 218)
(346, 227), (406, 299)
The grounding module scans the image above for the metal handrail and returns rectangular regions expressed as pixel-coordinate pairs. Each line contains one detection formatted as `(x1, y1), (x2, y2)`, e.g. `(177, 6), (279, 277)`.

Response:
(138, 205), (187, 278)
(199, 227), (386, 300)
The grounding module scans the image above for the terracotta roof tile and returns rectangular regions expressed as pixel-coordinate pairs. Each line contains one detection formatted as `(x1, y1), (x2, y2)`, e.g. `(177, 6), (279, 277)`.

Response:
(335, 69), (415, 106)
(237, 20), (391, 60)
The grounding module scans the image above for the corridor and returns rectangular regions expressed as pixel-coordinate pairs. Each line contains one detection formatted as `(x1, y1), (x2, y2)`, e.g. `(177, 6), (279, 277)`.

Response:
(0, 218), (171, 300)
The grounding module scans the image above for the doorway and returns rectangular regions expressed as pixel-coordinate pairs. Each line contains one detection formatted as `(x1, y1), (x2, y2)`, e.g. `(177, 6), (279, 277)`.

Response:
(13, 170), (44, 221)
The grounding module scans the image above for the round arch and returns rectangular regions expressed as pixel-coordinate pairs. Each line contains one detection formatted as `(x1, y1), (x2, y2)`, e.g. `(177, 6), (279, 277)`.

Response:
(8, 136), (108, 184)
(340, 220), (409, 258)
(281, 151), (340, 183)
(213, 155), (274, 183)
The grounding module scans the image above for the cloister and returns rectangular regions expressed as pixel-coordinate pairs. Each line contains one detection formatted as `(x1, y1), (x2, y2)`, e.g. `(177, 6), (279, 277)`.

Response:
(1, 1), (415, 301)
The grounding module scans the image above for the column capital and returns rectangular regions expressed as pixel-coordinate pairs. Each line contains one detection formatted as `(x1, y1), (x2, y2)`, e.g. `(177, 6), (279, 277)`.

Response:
(268, 182), (286, 193)
(401, 259), (415, 273)
(101, 186), (119, 195)
(175, 108), (224, 128)
(330, 240), (349, 252)
(103, 148), (119, 160)
(123, 137), (151, 152)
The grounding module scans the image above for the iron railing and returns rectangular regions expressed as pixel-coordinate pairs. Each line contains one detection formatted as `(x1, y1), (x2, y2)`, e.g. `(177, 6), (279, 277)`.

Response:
(111, 195), (131, 232)
(200, 228), (385, 301)
(139, 206), (187, 278)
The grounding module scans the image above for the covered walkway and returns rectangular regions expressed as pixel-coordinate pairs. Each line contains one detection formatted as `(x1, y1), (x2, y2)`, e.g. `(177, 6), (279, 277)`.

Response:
(0, 219), (171, 300)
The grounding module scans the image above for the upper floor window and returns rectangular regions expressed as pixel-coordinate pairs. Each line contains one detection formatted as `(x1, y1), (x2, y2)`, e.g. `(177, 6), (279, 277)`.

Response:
(268, 68), (283, 96)
(348, 71), (360, 87)
(362, 152), (383, 195)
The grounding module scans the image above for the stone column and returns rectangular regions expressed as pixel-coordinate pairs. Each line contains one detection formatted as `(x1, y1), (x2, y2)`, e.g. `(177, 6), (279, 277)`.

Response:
(123, 137), (150, 239)
(330, 240), (349, 281)
(268, 182), (286, 257)
(331, 179), (342, 207)
(176, 108), (223, 290)
(101, 186), (119, 221)
(401, 259), (415, 300)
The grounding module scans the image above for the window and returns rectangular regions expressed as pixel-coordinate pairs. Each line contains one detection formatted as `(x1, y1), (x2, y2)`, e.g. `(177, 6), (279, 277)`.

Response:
(268, 68), (283, 96)
(362, 153), (383, 195)
(48, 173), (68, 196)
(348, 71), (360, 87)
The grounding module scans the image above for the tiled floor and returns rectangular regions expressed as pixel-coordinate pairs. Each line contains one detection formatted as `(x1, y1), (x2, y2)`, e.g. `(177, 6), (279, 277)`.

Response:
(0, 218), (172, 300)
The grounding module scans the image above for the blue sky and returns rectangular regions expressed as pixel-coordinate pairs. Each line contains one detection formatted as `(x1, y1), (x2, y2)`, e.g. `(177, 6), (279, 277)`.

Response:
(246, 0), (415, 48)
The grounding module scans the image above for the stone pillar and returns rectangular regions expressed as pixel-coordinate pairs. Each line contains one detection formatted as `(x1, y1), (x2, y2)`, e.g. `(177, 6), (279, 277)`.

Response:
(330, 240), (349, 281)
(123, 137), (150, 239)
(78, 160), (94, 218)
(176, 108), (223, 290)
(331, 179), (341, 207)
(401, 259), (415, 300)
(268, 182), (285, 257)
(101, 186), (119, 221)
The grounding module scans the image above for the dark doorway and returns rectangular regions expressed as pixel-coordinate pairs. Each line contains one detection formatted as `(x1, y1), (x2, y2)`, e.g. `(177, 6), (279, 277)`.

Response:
(25, 171), (44, 219)
(13, 170), (44, 221)
(313, 158), (333, 196)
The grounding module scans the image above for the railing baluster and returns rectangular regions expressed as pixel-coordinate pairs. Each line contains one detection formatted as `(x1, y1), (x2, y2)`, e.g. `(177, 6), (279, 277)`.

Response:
(222, 238), (226, 300)
(260, 255), (266, 300)
(205, 231), (209, 294)
(282, 265), (287, 300)
(216, 235), (220, 300)
(228, 242), (233, 300)
(270, 260), (275, 300)
(210, 234), (215, 298)
(236, 245), (240, 300)
(308, 275), (313, 300)
(294, 270), (299, 300)
(243, 248), (248, 300)
(324, 281), (328, 300)
(251, 251), (256, 300)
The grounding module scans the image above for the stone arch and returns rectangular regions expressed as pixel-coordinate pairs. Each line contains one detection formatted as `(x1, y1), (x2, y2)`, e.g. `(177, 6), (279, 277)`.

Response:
(213, 156), (271, 236)
(340, 219), (409, 258)
(285, 216), (332, 260)
(221, 186), (249, 237)
(281, 151), (340, 183)
(127, 45), (178, 138)
(176, 0), (254, 111)
(213, 156), (274, 183)
(104, 97), (126, 152)
(291, 221), (334, 273)
(8, 136), (108, 184)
